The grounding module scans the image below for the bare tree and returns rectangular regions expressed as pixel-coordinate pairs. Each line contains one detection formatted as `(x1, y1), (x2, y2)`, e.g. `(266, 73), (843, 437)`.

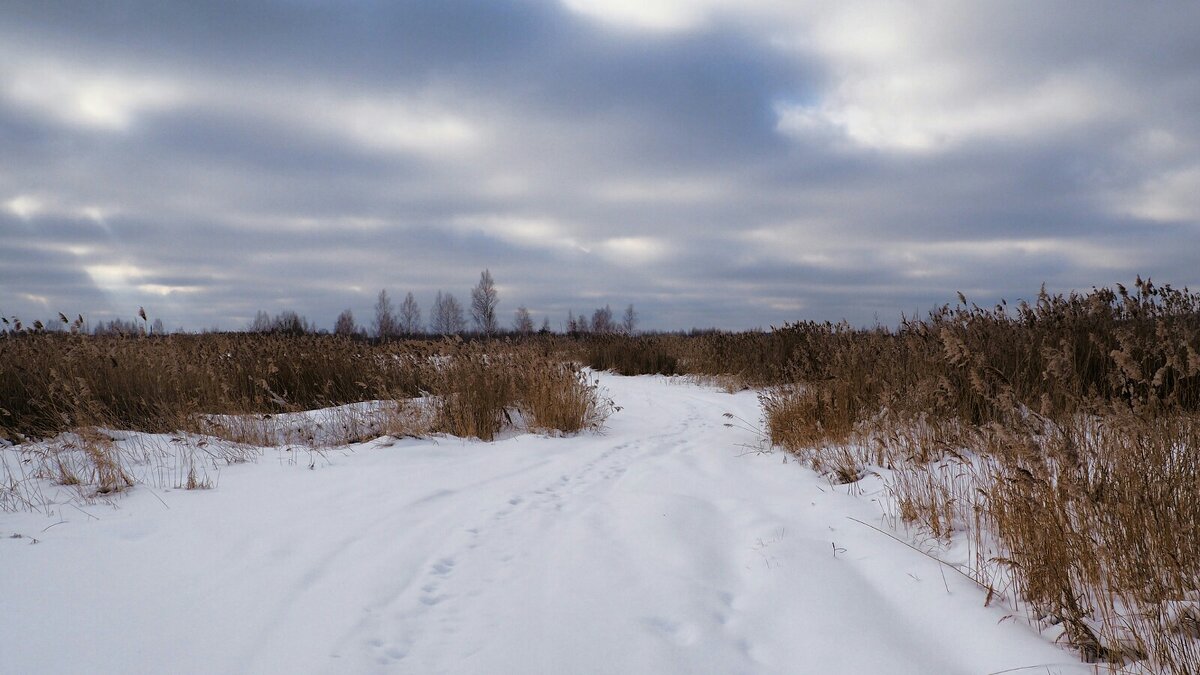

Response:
(470, 269), (499, 335)
(591, 305), (614, 333)
(431, 291), (467, 335)
(249, 310), (272, 333)
(446, 294), (466, 334)
(431, 292), (445, 334)
(273, 310), (309, 336)
(374, 289), (397, 339)
(334, 308), (357, 336)
(621, 304), (638, 335)
(540, 316), (551, 334)
(513, 306), (534, 335)
(431, 291), (447, 335)
(399, 292), (422, 335)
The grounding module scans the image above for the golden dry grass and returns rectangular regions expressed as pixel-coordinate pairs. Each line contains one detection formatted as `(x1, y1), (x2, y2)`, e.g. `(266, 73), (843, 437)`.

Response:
(0, 332), (430, 441)
(0, 333), (611, 509)
(425, 339), (612, 440)
(758, 279), (1200, 673)
(0, 332), (611, 443)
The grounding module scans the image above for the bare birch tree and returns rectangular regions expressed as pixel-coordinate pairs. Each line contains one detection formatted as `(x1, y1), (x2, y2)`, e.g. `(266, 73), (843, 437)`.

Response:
(334, 308), (358, 336)
(470, 269), (499, 335)
(374, 289), (397, 339)
(591, 305), (614, 333)
(621, 304), (638, 335)
(399, 292), (422, 335)
(432, 291), (467, 335)
(513, 306), (534, 335)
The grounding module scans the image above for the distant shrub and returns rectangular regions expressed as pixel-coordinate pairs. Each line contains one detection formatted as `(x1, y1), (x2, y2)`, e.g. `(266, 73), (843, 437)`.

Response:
(585, 335), (678, 376)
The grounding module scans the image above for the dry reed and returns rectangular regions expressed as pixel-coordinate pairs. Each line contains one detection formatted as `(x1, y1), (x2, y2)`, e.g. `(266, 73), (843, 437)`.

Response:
(759, 279), (1200, 672)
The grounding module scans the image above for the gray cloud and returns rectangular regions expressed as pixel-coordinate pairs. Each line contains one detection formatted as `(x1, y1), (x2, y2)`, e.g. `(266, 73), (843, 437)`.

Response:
(2, 1), (1199, 332)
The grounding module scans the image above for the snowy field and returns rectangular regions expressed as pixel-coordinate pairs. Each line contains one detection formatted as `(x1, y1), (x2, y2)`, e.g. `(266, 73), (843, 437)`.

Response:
(1, 373), (1079, 674)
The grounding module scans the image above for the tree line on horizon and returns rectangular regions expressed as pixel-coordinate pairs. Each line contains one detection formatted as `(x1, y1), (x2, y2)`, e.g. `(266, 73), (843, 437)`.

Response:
(329, 269), (639, 339)
(3, 269), (639, 338)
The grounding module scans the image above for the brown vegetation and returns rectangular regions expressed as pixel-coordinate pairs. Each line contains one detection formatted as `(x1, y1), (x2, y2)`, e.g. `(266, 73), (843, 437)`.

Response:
(424, 339), (612, 441)
(0, 332), (612, 512)
(0, 333), (614, 444)
(4, 279), (1197, 670)
(0, 332), (429, 442)
(757, 279), (1200, 673)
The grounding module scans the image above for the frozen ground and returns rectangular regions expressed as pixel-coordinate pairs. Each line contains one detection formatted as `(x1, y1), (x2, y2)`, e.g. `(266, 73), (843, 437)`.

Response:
(1, 373), (1078, 674)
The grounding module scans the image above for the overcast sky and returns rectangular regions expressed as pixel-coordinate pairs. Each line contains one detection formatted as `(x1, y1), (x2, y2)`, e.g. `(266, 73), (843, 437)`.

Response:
(3, 1), (1199, 331)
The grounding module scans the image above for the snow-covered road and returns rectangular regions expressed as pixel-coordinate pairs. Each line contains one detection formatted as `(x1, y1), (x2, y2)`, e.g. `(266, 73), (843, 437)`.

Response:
(1, 373), (1071, 674)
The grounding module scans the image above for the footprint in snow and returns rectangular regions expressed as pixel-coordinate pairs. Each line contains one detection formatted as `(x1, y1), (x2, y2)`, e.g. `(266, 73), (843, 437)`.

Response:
(431, 557), (456, 576)
(385, 645), (408, 659)
(420, 593), (447, 606)
(643, 616), (701, 647)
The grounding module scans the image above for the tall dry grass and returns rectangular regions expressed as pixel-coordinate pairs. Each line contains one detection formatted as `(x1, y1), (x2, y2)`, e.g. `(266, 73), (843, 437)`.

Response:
(0, 332), (430, 442)
(580, 330), (812, 385)
(1, 332), (611, 511)
(426, 339), (612, 440)
(759, 279), (1200, 672)
(0, 332), (612, 444)
(585, 335), (679, 376)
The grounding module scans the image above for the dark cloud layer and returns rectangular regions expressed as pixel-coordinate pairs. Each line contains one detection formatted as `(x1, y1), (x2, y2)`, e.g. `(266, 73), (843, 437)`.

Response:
(2, 1), (1199, 331)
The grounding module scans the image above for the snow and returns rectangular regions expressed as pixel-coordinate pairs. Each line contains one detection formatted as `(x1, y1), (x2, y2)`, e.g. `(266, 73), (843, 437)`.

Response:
(0, 373), (1078, 674)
